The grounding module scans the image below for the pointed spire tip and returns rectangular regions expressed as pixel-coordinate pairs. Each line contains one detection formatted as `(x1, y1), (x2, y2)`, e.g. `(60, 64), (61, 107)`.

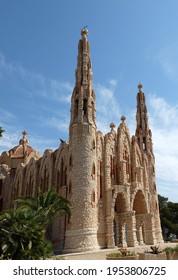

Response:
(81, 27), (88, 39)
(138, 83), (143, 92)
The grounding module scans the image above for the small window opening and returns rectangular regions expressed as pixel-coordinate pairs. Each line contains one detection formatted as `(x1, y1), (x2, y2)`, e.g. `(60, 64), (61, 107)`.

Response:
(83, 98), (87, 116)
(92, 163), (96, 175)
(74, 99), (79, 118)
(69, 182), (72, 194)
(92, 191), (95, 203)
(69, 155), (72, 167)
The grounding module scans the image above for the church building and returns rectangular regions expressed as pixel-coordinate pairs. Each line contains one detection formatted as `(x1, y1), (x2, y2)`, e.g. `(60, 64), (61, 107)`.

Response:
(0, 28), (163, 253)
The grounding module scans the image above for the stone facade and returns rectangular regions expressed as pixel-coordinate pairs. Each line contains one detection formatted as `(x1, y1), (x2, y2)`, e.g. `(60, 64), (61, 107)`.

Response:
(0, 28), (164, 253)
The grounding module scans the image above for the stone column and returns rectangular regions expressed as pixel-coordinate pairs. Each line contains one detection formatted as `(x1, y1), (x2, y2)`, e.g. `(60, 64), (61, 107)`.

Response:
(125, 211), (139, 247)
(135, 214), (145, 245)
(117, 211), (138, 247)
(106, 215), (115, 248)
(105, 137), (115, 249)
(144, 213), (157, 244)
(114, 213), (120, 246)
(120, 221), (127, 247)
(138, 224), (144, 245)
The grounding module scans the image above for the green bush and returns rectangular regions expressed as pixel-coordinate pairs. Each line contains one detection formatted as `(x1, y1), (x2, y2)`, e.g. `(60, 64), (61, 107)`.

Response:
(0, 187), (71, 260)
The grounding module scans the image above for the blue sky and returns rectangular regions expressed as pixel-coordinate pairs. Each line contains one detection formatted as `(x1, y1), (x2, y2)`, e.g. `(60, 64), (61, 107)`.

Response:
(0, 0), (178, 202)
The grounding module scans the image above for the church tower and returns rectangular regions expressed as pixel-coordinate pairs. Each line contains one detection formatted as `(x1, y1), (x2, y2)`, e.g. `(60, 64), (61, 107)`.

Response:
(135, 83), (153, 155)
(64, 28), (99, 252)
(135, 83), (163, 244)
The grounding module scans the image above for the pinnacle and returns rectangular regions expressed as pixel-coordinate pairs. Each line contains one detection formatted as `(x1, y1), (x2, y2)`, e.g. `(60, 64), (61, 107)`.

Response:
(19, 130), (29, 145)
(81, 27), (88, 39)
(138, 83), (143, 92)
(110, 122), (116, 132)
(121, 116), (126, 123)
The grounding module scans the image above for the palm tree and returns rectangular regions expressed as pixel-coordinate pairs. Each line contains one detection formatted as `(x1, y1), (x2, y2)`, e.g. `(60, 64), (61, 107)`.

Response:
(0, 206), (52, 260)
(0, 127), (5, 138)
(16, 187), (71, 229)
(0, 187), (71, 259)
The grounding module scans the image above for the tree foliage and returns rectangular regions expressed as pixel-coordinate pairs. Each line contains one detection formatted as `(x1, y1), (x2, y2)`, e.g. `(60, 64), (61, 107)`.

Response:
(0, 187), (71, 259)
(158, 194), (178, 239)
(15, 187), (71, 229)
(0, 207), (52, 259)
(0, 127), (5, 138)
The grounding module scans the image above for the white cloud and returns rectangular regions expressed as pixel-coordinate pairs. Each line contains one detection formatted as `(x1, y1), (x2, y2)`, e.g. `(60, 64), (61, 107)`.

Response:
(0, 131), (19, 152)
(0, 51), (73, 103)
(44, 117), (69, 133)
(50, 80), (72, 103)
(108, 79), (118, 87)
(0, 109), (16, 123)
(0, 51), (72, 154)
(154, 45), (178, 81)
(145, 43), (178, 83)
(149, 95), (178, 127)
(95, 81), (121, 133)
(148, 95), (178, 201)
(0, 111), (20, 154)
(0, 128), (59, 156)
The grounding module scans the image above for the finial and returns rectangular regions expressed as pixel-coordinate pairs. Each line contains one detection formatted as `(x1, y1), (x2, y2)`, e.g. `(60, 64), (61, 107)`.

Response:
(19, 130), (29, 145)
(81, 27), (88, 39)
(22, 130), (27, 137)
(110, 122), (115, 132)
(138, 83), (143, 93)
(121, 116), (126, 123)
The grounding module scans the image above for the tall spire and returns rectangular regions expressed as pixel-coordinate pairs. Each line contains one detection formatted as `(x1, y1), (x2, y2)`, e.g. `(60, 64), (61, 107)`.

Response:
(70, 28), (96, 127)
(75, 28), (93, 89)
(135, 84), (153, 155)
(65, 29), (99, 252)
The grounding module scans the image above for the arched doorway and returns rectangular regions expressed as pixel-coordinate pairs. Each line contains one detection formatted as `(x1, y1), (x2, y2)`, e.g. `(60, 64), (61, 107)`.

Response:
(114, 192), (128, 247)
(133, 190), (147, 245)
(133, 190), (147, 214)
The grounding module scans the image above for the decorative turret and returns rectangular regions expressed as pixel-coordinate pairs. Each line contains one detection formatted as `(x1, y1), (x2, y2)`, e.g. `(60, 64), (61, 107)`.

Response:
(70, 28), (96, 130)
(135, 84), (153, 155)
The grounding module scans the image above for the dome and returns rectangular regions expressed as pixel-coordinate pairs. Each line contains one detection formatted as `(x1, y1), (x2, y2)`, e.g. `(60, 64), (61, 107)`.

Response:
(8, 131), (34, 158)
(0, 131), (40, 168)
(9, 145), (34, 158)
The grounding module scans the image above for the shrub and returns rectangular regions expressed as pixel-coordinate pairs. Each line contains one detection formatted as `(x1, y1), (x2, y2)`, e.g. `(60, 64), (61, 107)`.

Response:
(106, 248), (136, 258)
